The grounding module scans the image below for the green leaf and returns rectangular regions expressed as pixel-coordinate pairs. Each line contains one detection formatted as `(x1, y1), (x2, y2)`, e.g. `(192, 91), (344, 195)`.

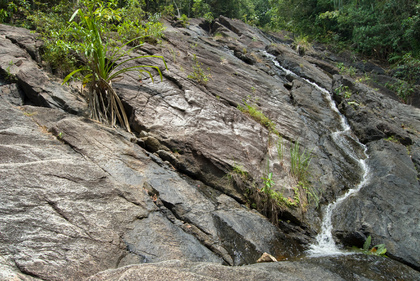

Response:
(62, 68), (83, 84)
(363, 235), (372, 251)
(374, 244), (387, 256)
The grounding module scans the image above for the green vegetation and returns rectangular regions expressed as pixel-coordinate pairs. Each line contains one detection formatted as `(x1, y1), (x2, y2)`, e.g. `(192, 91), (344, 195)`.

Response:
(277, 137), (285, 163)
(353, 235), (387, 257)
(385, 135), (399, 143)
(237, 101), (278, 134)
(234, 133), (319, 225)
(268, 0), (420, 59)
(261, 171), (299, 208)
(62, 2), (167, 132)
(1, 0), (166, 77)
(290, 140), (311, 183)
(187, 54), (211, 85)
(336, 63), (357, 77)
(386, 80), (416, 103)
(179, 14), (189, 27)
(235, 98), (319, 214)
(292, 34), (312, 55)
(4, 60), (17, 82)
(2, 1), (418, 101)
(0, 0), (168, 131)
(268, 0), (420, 102)
(335, 85), (352, 99)
(231, 163), (249, 178)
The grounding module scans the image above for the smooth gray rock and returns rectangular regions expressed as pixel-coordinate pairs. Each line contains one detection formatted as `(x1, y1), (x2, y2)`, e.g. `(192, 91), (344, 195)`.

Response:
(87, 255), (420, 281)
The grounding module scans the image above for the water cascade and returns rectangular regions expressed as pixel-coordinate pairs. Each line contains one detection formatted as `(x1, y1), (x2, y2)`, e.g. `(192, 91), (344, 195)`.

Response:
(262, 50), (370, 256)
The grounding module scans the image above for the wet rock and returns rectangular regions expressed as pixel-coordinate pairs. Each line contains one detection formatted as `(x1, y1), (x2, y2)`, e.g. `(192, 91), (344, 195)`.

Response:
(266, 43), (333, 90)
(331, 74), (420, 270)
(333, 140), (420, 271)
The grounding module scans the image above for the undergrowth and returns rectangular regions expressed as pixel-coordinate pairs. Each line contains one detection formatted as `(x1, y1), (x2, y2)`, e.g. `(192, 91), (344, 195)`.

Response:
(187, 54), (211, 85)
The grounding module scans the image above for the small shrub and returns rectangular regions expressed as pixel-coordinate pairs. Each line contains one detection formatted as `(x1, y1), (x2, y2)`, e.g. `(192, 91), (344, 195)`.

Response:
(187, 54), (210, 84)
(353, 235), (387, 257)
(385, 80), (415, 103)
(179, 14), (189, 27)
(293, 34), (312, 55)
(335, 84), (352, 99)
(337, 63), (357, 77)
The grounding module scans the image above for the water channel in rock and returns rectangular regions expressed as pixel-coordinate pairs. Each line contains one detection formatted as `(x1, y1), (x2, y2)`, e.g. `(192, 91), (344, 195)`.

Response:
(262, 50), (371, 256)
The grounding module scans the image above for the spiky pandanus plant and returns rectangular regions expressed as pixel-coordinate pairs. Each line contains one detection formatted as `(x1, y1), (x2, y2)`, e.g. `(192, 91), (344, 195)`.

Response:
(63, 2), (167, 132)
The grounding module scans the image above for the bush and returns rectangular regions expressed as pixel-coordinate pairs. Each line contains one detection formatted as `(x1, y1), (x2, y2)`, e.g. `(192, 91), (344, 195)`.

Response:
(62, 2), (167, 132)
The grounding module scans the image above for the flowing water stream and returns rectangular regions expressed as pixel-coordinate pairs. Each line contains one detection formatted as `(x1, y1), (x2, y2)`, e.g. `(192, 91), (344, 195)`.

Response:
(262, 50), (370, 256)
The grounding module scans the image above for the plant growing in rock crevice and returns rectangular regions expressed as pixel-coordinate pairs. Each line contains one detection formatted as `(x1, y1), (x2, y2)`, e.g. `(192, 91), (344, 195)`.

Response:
(235, 137), (320, 226)
(353, 235), (387, 257)
(335, 84), (352, 99)
(187, 54), (211, 85)
(290, 140), (311, 182)
(63, 2), (167, 132)
(237, 101), (278, 135)
(235, 97), (320, 223)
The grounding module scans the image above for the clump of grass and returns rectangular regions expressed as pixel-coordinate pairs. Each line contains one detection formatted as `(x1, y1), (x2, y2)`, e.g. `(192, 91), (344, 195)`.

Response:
(187, 54), (210, 85)
(235, 101), (321, 222)
(238, 102), (278, 134)
(290, 140), (312, 183)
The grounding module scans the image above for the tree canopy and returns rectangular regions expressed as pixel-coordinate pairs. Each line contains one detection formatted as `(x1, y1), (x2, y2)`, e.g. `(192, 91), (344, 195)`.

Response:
(1, 0), (419, 81)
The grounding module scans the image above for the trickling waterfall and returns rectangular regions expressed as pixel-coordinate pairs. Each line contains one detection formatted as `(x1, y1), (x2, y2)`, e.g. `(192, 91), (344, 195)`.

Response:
(262, 50), (370, 256)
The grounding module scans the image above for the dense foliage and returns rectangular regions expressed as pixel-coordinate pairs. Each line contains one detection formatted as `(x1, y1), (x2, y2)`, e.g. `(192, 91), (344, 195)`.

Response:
(3, 0), (418, 59)
(268, 0), (420, 60)
(1, 0), (419, 102)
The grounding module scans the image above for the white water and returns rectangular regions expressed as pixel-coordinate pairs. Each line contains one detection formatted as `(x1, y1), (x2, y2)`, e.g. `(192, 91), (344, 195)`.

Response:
(263, 50), (370, 256)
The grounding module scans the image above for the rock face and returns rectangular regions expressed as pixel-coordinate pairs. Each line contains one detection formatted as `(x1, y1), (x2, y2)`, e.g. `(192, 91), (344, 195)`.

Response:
(1, 15), (420, 280)
(331, 75), (420, 271)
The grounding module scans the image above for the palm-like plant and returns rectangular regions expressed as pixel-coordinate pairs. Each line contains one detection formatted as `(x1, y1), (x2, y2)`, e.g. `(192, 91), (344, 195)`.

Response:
(63, 3), (167, 132)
